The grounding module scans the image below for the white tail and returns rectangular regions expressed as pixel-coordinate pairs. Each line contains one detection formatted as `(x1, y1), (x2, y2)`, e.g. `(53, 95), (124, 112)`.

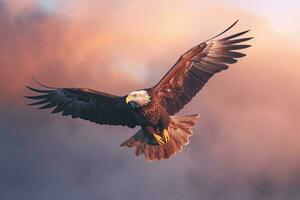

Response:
(120, 114), (199, 161)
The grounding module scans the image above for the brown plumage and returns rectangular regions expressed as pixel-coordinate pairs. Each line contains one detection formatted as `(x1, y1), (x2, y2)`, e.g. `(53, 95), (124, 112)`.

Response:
(25, 20), (252, 161)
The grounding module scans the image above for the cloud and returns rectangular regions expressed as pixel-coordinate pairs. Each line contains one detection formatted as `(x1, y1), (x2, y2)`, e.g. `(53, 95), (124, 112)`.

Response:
(0, 0), (299, 200)
(0, 0), (142, 104)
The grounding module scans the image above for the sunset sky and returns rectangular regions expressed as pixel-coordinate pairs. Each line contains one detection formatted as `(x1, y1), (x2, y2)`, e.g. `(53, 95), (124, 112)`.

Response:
(0, 0), (299, 199)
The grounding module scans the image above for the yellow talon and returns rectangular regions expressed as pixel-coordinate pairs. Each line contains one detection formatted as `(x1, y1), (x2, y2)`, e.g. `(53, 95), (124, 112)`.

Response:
(153, 133), (165, 145)
(162, 129), (170, 143)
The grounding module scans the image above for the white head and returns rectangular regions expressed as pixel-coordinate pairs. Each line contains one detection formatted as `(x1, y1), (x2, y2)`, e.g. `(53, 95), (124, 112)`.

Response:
(126, 90), (151, 108)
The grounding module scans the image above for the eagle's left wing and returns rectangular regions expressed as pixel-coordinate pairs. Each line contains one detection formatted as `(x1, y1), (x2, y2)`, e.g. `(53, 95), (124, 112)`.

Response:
(151, 20), (252, 115)
(25, 82), (138, 128)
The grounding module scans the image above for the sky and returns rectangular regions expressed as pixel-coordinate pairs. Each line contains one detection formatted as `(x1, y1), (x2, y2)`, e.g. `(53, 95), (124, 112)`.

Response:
(0, 0), (300, 200)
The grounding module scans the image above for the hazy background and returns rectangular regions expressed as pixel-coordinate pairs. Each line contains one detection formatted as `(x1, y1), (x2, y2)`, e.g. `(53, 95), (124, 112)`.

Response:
(0, 0), (299, 199)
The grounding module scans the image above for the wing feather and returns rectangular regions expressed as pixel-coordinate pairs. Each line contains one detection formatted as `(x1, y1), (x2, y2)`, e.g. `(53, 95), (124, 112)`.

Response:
(26, 83), (138, 128)
(151, 21), (253, 115)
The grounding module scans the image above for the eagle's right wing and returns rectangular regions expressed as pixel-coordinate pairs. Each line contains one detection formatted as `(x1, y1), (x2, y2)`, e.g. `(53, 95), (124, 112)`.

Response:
(25, 82), (138, 128)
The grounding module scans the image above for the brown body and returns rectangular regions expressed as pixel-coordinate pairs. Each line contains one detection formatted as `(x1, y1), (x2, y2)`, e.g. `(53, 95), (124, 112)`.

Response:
(131, 89), (171, 137)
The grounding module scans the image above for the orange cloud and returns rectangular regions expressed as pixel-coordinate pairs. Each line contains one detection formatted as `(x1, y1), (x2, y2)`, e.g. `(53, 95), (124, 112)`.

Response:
(0, 0), (299, 187)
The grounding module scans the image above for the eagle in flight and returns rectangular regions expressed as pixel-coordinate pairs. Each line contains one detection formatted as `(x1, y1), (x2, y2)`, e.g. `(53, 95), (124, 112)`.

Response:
(26, 20), (252, 161)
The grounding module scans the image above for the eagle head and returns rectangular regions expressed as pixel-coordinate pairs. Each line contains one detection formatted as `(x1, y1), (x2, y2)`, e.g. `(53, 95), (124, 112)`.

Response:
(126, 90), (151, 108)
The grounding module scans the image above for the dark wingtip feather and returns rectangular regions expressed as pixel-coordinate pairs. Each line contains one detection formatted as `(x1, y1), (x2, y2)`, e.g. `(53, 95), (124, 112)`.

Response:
(230, 51), (247, 58)
(24, 94), (49, 100)
(38, 102), (56, 110)
(223, 37), (254, 44)
(205, 19), (240, 42)
(220, 30), (251, 41)
(26, 85), (50, 93)
(32, 77), (55, 89)
(51, 107), (63, 113)
(24, 95), (37, 99)
(28, 99), (50, 106)
(223, 44), (252, 50)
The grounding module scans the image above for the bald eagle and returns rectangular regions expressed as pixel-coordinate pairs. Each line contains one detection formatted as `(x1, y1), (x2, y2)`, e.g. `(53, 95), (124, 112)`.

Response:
(26, 20), (252, 161)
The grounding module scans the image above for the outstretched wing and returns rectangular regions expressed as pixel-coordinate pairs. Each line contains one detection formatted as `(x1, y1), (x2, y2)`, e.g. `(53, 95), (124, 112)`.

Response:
(151, 20), (253, 115)
(25, 82), (138, 128)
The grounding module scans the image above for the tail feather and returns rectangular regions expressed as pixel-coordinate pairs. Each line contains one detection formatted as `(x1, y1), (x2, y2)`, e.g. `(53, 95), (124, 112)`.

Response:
(120, 114), (199, 161)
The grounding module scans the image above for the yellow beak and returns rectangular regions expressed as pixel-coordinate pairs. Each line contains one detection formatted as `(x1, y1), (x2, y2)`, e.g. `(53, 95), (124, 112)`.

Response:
(126, 95), (134, 104)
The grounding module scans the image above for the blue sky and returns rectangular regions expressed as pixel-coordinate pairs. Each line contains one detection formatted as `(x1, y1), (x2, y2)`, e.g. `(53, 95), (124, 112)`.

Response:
(37, 0), (58, 12)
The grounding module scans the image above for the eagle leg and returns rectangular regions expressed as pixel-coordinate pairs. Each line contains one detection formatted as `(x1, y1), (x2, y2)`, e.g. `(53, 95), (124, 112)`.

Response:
(153, 133), (165, 145)
(162, 129), (170, 143)
(145, 126), (166, 145)
(153, 129), (170, 145)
